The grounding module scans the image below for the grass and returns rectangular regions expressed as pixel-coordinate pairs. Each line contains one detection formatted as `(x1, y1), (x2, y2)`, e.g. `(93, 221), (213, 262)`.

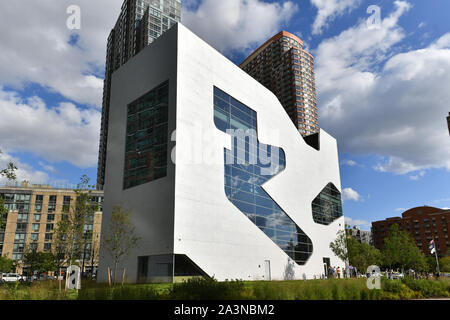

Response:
(0, 277), (449, 300)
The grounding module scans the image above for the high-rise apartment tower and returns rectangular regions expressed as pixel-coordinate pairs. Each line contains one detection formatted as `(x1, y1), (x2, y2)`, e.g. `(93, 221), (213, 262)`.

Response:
(97, 0), (181, 189)
(240, 31), (319, 138)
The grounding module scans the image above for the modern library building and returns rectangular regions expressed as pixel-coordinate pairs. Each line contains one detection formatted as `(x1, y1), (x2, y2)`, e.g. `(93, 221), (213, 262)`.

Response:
(97, 24), (346, 283)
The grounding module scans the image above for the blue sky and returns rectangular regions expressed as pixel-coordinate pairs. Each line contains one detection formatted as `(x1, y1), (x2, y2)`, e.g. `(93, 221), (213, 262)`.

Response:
(0, 0), (449, 230)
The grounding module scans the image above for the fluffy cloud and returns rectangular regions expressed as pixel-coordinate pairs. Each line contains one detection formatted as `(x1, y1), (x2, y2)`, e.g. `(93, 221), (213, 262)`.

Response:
(342, 187), (362, 202)
(0, 0), (123, 107)
(0, 151), (49, 185)
(0, 87), (100, 168)
(311, 0), (362, 35)
(182, 0), (298, 54)
(315, 1), (450, 174)
(344, 216), (370, 229)
(341, 159), (357, 166)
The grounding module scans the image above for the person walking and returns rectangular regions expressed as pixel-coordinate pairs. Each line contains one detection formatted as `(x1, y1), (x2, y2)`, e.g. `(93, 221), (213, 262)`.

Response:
(337, 266), (341, 279)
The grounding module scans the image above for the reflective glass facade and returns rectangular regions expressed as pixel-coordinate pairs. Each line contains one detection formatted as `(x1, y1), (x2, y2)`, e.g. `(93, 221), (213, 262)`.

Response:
(311, 183), (343, 225)
(213, 87), (313, 265)
(124, 81), (169, 189)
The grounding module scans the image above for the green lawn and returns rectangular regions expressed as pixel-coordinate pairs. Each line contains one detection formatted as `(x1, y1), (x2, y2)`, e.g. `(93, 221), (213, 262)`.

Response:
(1, 277), (449, 300)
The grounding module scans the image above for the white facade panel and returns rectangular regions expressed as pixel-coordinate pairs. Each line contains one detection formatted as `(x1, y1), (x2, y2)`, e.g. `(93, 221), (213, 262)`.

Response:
(99, 23), (346, 283)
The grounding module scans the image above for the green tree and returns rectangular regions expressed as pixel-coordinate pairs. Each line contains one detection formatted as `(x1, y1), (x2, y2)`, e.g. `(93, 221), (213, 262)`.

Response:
(23, 250), (56, 276)
(103, 205), (140, 285)
(52, 175), (98, 270)
(0, 149), (17, 229)
(331, 230), (383, 274)
(350, 240), (383, 273)
(329, 229), (349, 262)
(0, 256), (13, 273)
(440, 256), (450, 272)
(382, 224), (427, 271)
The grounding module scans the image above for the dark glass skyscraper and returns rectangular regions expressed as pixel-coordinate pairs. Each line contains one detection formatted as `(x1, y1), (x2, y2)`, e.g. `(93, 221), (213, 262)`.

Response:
(240, 31), (319, 138)
(97, 0), (181, 189)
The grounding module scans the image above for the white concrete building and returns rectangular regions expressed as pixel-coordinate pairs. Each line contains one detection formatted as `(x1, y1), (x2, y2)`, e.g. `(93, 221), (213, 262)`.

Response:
(98, 23), (346, 283)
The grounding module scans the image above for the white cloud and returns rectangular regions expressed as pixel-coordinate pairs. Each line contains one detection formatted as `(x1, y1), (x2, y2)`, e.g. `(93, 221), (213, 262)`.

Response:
(395, 208), (406, 212)
(342, 187), (362, 202)
(316, 1), (450, 175)
(0, 151), (49, 185)
(344, 216), (370, 229)
(311, 0), (362, 35)
(418, 22), (426, 28)
(182, 0), (298, 54)
(0, 87), (100, 168)
(409, 171), (425, 181)
(341, 159), (357, 166)
(0, 0), (123, 107)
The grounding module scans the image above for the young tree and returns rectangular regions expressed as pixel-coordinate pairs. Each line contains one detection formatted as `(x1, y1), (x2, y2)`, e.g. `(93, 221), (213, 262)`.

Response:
(0, 256), (13, 273)
(329, 229), (349, 262)
(0, 149), (17, 229)
(330, 229), (383, 275)
(382, 224), (427, 272)
(0, 150), (17, 181)
(52, 175), (98, 271)
(102, 205), (140, 285)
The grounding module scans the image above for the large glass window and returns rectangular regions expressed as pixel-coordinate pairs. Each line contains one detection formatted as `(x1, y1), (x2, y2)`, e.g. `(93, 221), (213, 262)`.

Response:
(311, 183), (343, 225)
(124, 81), (169, 189)
(213, 87), (313, 265)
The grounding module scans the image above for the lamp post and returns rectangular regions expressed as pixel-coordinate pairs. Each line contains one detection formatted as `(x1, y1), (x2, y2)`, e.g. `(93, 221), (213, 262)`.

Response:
(81, 230), (89, 278)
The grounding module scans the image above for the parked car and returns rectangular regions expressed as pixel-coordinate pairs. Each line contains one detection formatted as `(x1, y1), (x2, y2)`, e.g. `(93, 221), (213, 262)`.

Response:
(392, 272), (404, 279)
(0, 273), (25, 283)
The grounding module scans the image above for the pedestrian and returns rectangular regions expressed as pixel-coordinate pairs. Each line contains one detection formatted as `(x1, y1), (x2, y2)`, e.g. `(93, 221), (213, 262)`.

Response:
(337, 266), (341, 279)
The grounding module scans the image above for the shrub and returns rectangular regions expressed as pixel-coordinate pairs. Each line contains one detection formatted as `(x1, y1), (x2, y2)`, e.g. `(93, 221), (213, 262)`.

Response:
(168, 278), (247, 300)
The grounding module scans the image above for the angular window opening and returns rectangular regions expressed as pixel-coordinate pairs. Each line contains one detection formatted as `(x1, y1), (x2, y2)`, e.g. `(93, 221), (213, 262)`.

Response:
(213, 86), (313, 265)
(312, 183), (343, 225)
(124, 81), (169, 189)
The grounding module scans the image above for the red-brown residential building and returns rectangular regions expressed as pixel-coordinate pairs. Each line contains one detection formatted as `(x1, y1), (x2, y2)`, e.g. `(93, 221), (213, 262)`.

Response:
(372, 206), (450, 256)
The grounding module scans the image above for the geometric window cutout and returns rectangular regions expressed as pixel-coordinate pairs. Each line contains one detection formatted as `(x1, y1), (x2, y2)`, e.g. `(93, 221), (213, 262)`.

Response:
(312, 183), (343, 225)
(213, 86), (313, 265)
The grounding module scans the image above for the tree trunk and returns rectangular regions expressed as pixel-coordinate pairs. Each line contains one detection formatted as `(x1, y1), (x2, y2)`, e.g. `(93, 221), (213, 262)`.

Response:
(113, 261), (118, 286)
(122, 268), (126, 286)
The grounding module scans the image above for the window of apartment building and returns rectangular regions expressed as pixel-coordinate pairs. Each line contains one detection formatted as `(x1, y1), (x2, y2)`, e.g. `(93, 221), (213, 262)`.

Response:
(13, 243), (25, 253)
(35, 195), (43, 212)
(45, 233), (53, 242)
(48, 195), (57, 212)
(29, 243), (37, 251)
(43, 243), (51, 252)
(12, 253), (23, 261)
(16, 223), (27, 232)
(84, 224), (93, 233)
(46, 223), (54, 232)
(32, 223), (40, 232)
(17, 213), (28, 222)
(33, 214), (41, 222)
(61, 214), (68, 221)
(124, 81), (169, 189)
(47, 214), (55, 222)
(14, 233), (26, 242)
(30, 233), (39, 241)
(63, 196), (71, 213)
